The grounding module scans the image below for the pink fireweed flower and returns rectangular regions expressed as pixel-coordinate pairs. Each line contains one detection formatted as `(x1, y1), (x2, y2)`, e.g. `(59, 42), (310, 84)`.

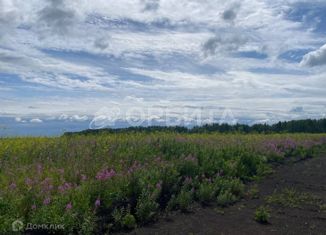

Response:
(43, 197), (51, 205)
(41, 178), (54, 193)
(80, 174), (87, 181)
(95, 198), (101, 208)
(127, 161), (142, 174)
(58, 168), (65, 175)
(58, 182), (72, 193)
(25, 178), (33, 187)
(9, 182), (17, 190)
(96, 168), (116, 181)
(156, 181), (162, 190)
(36, 163), (43, 174)
(66, 202), (72, 211)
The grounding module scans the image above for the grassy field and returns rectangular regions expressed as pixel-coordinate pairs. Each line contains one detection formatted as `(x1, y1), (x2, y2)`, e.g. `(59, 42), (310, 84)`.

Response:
(1, 133), (326, 234)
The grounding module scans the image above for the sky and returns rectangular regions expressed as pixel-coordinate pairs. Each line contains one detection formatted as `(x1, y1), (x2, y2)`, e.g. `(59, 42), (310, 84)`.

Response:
(1, 0), (326, 136)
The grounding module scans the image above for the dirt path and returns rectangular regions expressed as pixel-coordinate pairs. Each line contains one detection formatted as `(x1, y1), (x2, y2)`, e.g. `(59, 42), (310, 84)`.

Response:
(123, 154), (326, 235)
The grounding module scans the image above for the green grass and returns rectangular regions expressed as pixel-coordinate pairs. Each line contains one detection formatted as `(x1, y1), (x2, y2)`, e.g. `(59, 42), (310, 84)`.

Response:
(254, 206), (270, 224)
(266, 188), (323, 209)
(0, 133), (325, 233)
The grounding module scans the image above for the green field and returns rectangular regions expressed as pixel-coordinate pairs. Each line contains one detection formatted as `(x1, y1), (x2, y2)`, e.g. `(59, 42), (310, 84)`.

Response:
(1, 133), (326, 234)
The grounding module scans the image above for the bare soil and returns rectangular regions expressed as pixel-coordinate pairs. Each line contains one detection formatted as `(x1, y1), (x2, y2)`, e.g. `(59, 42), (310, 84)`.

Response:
(121, 153), (326, 235)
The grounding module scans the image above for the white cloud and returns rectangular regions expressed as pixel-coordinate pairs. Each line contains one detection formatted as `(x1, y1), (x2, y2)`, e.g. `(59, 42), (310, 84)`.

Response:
(15, 117), (23, 122)
(0, 0), (326, 125)
(30, 118), (43, 123)
(70, 115), (89, 121)
(202, 33), (248, 57)
(301, 43), (326, 67)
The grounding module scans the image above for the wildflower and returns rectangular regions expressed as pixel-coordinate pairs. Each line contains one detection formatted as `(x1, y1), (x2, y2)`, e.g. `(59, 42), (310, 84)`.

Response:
(36, 164), (43, 174)
(58, 182), (72, 193)
(66, 202), (72, 211)
(96, 168), (116, 181)
(156, 181), (162, 190)
(25, 178), (33, 187)
(31, 204), (37, 210)
(43, 197), (51, 206)
(127, 161), (142, 174)
(9, 182), (17, 190)
(41, 178), (54, 193)
(80, 174), (87, 181)
(58, 168), (65, 175)
(95, 198), (101, 208)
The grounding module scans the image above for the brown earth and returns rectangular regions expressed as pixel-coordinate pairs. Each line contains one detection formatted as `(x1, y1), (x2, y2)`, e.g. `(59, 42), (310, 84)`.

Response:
(120, 153), (326, 235)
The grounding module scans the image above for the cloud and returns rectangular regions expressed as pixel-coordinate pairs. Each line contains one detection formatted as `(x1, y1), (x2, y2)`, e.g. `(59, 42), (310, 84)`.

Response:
(222, 3), (241, 22)
(142, 0), (160, 12)
(1, 0), (326, 126)
(222, 9), (237, 21)
(0, 0), (18, 39)
(30, 118), (43, 123)
(290, 106), (304, 113)
(15, 117), (26, 123)
(300, 43), (326, 67)
(37, 0), (79, 36)
(202, 33), (248, 57)
(124, 96), (144, 102)
(94, 37), (110, 50)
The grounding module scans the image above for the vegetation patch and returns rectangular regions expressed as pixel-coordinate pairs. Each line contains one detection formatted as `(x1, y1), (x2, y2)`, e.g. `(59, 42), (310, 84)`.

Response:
(254, 206), (271, 224)
(0, 133), (325, 233)
(266, 188), (323, 209)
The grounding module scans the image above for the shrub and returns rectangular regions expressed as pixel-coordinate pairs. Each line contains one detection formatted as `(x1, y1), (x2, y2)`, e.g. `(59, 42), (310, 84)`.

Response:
(112, 207), (125, 230)
(177, 155), (199, 177)
(165, 194), (177, 212)
(214, 178), (244, 198)
(254, 206), (270, 224)
(236, 153), (264, 180)
(176, 188), (193, 212)
(122, 214), (137, 230)
(135, 191), (159, 224)
(196, 182), (215, 205)
(247, 185), (259, 199)
(79, 210), (96, 235)
(216, 190), (238, 207)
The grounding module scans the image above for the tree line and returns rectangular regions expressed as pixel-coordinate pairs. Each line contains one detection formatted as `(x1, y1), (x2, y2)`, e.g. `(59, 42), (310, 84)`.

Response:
(64, 118), (326, 136)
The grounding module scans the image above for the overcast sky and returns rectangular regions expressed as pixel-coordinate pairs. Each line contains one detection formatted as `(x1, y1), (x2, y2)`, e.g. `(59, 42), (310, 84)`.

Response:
(1, 0), (326, 133)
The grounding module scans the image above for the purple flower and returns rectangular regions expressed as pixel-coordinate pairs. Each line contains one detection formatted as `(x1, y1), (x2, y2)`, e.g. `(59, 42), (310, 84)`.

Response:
(58, 182), (72, 193)
(156, 181), (162, 190)
(41, 178), (54, 193)
(37, 163), (43, 174)
(96, 168), (116, 181)
(43, 197), (51, 206)
(25, 178), (33, 187)
(95, 198), (101, 208)
(9, 182), (17, 190)
(80, 174), (87, 181)
(66, 202), (72, 211)
(31, 204), (37, 210)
